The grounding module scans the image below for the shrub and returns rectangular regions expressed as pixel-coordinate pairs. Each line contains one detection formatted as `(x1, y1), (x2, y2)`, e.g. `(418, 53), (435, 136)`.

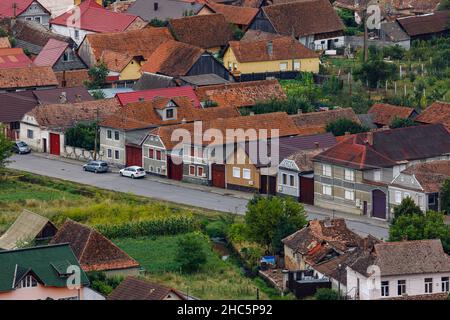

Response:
(205, 220), (228, 238)
(314, 288), (339, 300)
(326, 118), (368, 136)
(175, 232), (208, 273)
(87, 272), (123, 296)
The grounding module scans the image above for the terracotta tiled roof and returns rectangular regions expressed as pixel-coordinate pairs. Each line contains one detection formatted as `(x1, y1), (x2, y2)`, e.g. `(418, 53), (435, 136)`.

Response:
(334, 0), (441, 14)
(50, 0), (144, 33)
(50, 220), (140, 272)
(169, 13), (234, 49)
(350, 240), (450, 277)
(0, 66), (58, 89)
(313, 124), (450, 170)
(101, 96), (239, 130)
(400, 160), (450, 193)
(0, 91), (37, 122)
(83, 27), (173, 64)
(241, 30), (284, 42)
(415, 101), (450, 129)
(290, 108), (360, 131)
(33, 39), (69, 67)
(151, 112), (300, 149)
(33, 86), (93, 105)
(117, 86), (201, 107)
(54, 69), (89, 88)
(108, 276), (185, 300)
(203, 2), (259, 26)
(397, 10), (450, 37)
(26, 98), (120, 129)
(0, 47), (32, 69)
(141, 40), (205, 77)
(100, 50), (136, 73)
(0, 37), (11, 48)
(0, 0), (49, 17)
(195, 79), (286, 108)
(262, 0), (344, 37)
(229, 36), (318, 63)
(368, 103), (416, 126)
(239, 0), (264, 7)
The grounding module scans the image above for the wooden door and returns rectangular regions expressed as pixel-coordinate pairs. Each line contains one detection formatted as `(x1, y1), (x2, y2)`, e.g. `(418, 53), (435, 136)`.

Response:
(125, 145), (142, 167)
(167, 155), (183, 181)
(49, 133), (60, 156)
(299, 176), (314, 205)
(211, 164), (226, 188)
(372, 190), (387, 219)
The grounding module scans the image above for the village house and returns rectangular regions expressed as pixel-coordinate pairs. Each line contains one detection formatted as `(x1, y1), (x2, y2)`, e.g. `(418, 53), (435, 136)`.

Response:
(415, 101), (450, 129)
(195, 79), (287, 112)
(346, 239), (450, 300)
(0, 0), (51, 27)
(0, 210), (57, 250)
(140, 40), (233, 81)
(378, 21), (411, 50)
(178, 74), (231, 88)
(168, 13), (234, 54)
(50, 0), (147, 46)
(127, 0), (203, 22)
(0, 66), (58, 92)
(20, 98), (120, 157)
(388, 160), (450, 213)
(249, 0), (345, 51)
(116, 86), (201, 107)
(313, 124), (450, 220)
(198, 2), (259, 31)
(223, 35), (320, 80)
(397, 10), (450, 41)
(108, 276), (186, 300)
(0, 244), (96, 300)
(50, 219), (141, 276)
(33, 38), (87, 72)
(367, 103), (418, 128)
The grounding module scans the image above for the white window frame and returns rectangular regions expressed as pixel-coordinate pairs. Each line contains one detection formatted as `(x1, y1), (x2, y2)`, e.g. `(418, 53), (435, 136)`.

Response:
(279, 62), (288, 71)
(381, 281), (389, 297)
(197, 166), (205, 177)
(189, 165), (195, 176)
(289, 174), (295, 187)
(293, 60), (300, 70)
(232, 167), (241, 178)
(344, 169), (355, 181)
(107, 149), (112, 158)
(322, 184), (332, 196)
(344, 189), (355, 201)
(114, 131), (120, 141)
(373, 170), (381, 182)
(425, 278), (433, 294)
(242, 168), (251, 180)
(322, 164), (332, 177)
(106, 129), (112, 140)
(114, 150), (120, 160)
(394, 191), (402, 204)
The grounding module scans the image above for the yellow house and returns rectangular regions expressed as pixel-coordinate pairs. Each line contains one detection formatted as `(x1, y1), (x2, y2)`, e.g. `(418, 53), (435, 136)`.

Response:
(100, 50), (145, 83)
(223, 36), (320, 76)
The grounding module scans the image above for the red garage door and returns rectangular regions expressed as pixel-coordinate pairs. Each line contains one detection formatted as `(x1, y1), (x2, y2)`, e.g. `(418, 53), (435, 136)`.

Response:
(126, 145), (142, 167)
(168, 155), (183, 181)
(49, 133), (60, 156)
(212, 164), (226, 188)
(299, 176), (314, 205)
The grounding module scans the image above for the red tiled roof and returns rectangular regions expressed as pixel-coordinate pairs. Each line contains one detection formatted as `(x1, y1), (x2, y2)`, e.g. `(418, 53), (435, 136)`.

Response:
(400, 160), (450, 193)
(0, 48), (32, 69)
(203, 3), (259, 26)
(397, 10), (450, 37)
(33, 39), (69, 67)
(108, 277), (185, 300)
(415, 101), (450, 129)
(50, 0), (142, 33)
(54, 69), (89, 88)
(116, 86), (201, 107)
(368, 103), (416, 126)
(0, 0), (49, 17)
(0, 66), (58, 89)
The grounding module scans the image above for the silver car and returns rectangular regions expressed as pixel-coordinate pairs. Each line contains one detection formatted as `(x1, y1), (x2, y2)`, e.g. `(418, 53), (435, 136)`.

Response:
(83, 161), (109, 173)
(13, 141), (31, 154)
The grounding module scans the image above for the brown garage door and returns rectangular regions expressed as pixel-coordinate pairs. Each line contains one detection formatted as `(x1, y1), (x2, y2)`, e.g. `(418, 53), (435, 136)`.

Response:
(211, 164), (226, 188)
(125, 145), (142, 167)
(372, 189), (387, 219)
(299, 176), (314, 205)
(168, 155), (183, 181)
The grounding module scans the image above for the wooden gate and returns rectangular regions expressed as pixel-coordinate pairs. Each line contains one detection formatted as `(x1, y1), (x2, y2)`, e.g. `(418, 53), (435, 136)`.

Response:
(372, 190), (387, 219)
(167, 155), (183, 181)
(49, 133), (60, 156)
(125, 145), (142, 167)
(260, 175), (277, 195)
(299, 176), (314, 205)
(211, 164), (226, 188)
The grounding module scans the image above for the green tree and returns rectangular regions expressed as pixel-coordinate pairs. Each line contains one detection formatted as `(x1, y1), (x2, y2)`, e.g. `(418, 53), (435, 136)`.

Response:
(65, 122), (98, 150)
(175, 232), (208, 273)
(244, 195), (307, 253)
(392, 197), (423, 222)
(85, 62), (108, 89)
(390, 117), (417, 129)
(91, 90), (105, 100)
(354, 59), (397, 89)
(0, 125), (13, 169)
(149, 18), (168, 27)
(314, 288), (339, 300)
(326, 118), (368, 136)
(438, 0), (450, 10)
(441, 179), (450, 215)
(389, 211), (450, 253)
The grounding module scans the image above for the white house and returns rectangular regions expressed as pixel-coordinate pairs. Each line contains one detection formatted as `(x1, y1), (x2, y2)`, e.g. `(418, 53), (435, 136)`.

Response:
(346, 240), (450, 300)
(37, 0), (74, 17)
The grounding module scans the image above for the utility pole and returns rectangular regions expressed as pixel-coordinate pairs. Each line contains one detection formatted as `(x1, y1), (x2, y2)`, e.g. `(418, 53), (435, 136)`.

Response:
(94, 107), (99, 160)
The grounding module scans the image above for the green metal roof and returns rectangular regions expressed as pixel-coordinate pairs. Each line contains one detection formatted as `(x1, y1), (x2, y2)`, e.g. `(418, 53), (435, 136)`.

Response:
(0, 244), (89, 292)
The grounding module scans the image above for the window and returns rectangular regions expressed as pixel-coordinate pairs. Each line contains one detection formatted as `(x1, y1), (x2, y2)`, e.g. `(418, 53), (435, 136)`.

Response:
(107, 149), (112, 158)
(114, 150), (119, 160)
(323, 184), (332, 196)
(148, 148), (154, 159)
(373, 170), (381, 182)
(63, 50), (73, 62)
(442, 277), (449, 292)
(74, 29), (80, 40)
(279, 62), (288, 71)
(334, 38), (339, 43)
(425, 278), (433, 293)
(289, 175), (295, 187)
(344, 189), (355, 201)
(27, 129), (33, 139)
(149, 165), (154, 172)
(114, 131), (120, 141)
(344, 169), (354, 181)
(282, 173), (287, 185)
(25, 17), (33, 21)
(394, 191), (402, 204)
(232, 167), (240, 178)
(189, 165), (195, 176)
(293, 61), (300, 70)
(243, 169), (251, 180)
(18, 275), (37, 288)
(107, 130), (112, 139)
(428, 193), (437, 206)
(166, 108), (174, 119)
(322, 164), (332, 177)
(156, 150), (162, 160)
(34, 16), (41, 24)
(381, 281), (389, 297)
(397, 280), (406, 295)
(404, 192), (410, 199)
(233, 63), (237, 70)
(228, 62), (232, 70)
(197, 166), (204, 177)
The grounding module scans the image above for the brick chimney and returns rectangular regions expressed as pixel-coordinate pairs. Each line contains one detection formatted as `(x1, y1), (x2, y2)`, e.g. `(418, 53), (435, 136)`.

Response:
(266, 41), (273, 56)
(59, 92), (67, 104)
(75, 94), (82, 103)
(366, 131), (374, 146)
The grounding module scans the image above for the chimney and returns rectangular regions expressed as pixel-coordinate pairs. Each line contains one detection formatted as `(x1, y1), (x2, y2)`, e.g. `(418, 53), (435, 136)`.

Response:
(59, 92), (67, 104)
(75, 94), (82, 103)
(366, 131), (374, 146)
(154, 2), (159, 11)
(297, 109), (302, 114)
(314, 142), (319, 149)
(266, 41), (273, 55)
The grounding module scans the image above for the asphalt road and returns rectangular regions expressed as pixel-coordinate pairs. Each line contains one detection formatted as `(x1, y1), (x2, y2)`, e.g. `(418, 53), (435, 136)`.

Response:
(7, 154), (389, 239)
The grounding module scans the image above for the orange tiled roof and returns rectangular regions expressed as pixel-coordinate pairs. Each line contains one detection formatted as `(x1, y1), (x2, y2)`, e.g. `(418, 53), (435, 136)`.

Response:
(54, 69), (89, 88)
(368, 103), (416, 126)
(203, 2), (259, 26)
(415, 101), (450, 129)
(0, 65), (58, 89)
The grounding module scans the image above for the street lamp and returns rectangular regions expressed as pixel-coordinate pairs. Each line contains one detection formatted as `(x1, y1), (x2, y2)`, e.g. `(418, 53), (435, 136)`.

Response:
(337, 263), (342, 300)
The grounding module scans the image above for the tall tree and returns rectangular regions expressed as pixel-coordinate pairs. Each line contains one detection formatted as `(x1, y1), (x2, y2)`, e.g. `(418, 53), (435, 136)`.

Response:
(326, 118), (368, 136)
(441, 179), (450, 215)
(0, 125), (13, 170)
(392, 197), (423, 222)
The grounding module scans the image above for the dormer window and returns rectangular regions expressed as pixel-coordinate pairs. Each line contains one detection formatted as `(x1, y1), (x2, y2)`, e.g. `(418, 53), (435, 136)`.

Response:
(166, 108), (174, 119)
(17, 275), (38, 288)
(63, 49), (74, 62)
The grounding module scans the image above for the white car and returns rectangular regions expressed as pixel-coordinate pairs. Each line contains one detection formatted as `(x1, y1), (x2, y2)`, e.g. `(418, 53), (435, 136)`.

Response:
(119, 166), (146, 179)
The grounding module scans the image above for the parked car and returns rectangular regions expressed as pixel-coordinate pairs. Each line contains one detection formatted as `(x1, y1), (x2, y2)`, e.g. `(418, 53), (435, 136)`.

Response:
(119, 166), (146, 179)
(83, 161), (109, 173)
(12, 141), (31, 154)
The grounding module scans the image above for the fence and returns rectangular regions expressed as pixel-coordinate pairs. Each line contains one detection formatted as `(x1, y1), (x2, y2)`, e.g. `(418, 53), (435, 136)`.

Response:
(62, 145), (105, 162)
(239, 71), (301, 82)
